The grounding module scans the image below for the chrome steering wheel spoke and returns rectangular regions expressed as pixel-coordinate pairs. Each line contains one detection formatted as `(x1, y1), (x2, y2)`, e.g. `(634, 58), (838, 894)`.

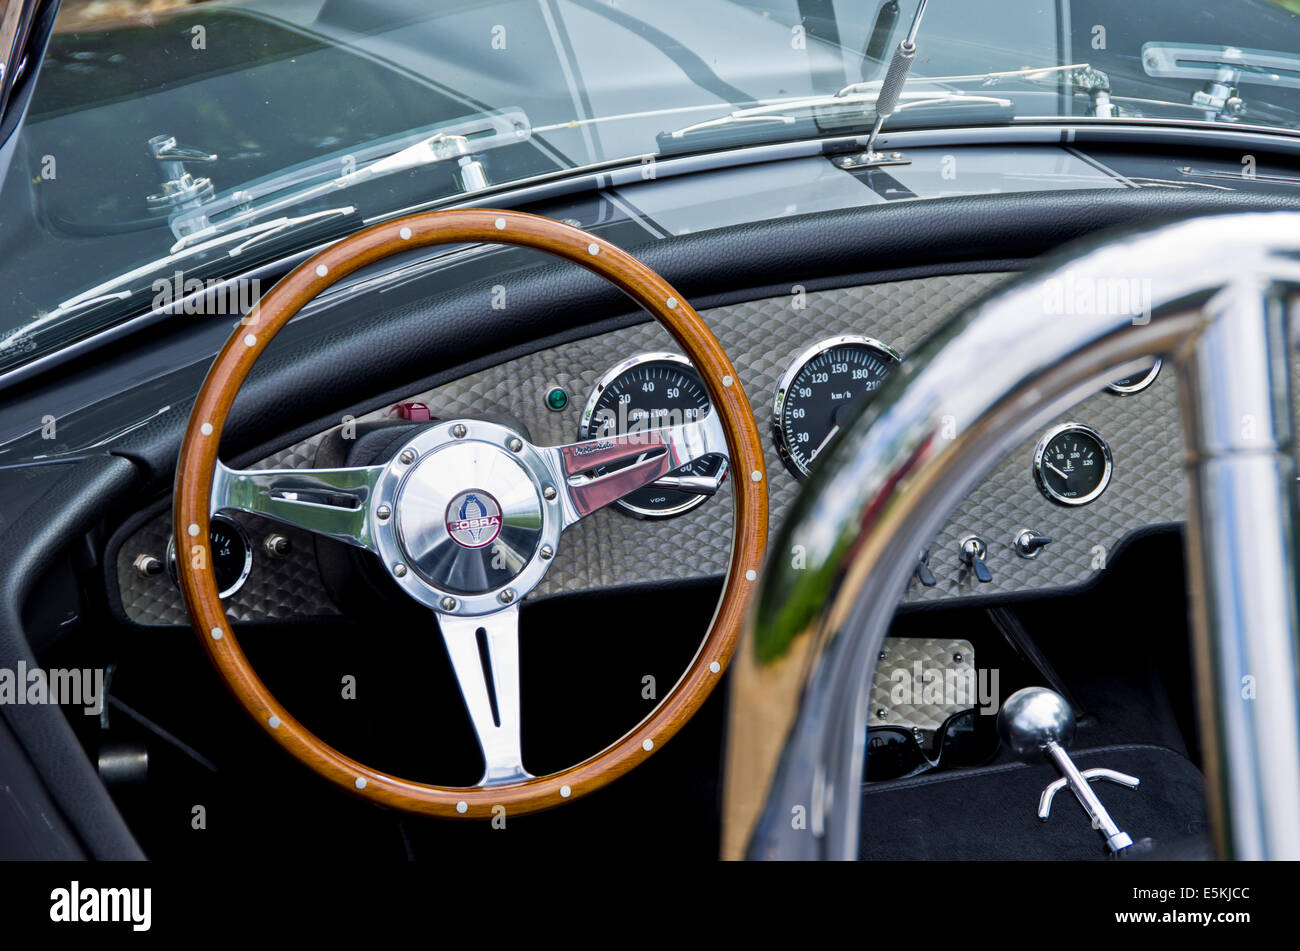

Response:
(434, 605), (532, 787)
(212, 459), (384, 550)
(542, 411), (728, 528)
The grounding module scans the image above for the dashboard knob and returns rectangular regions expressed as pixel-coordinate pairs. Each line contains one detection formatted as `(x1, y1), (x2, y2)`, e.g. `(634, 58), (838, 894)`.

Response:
(958, 534), (992, 583)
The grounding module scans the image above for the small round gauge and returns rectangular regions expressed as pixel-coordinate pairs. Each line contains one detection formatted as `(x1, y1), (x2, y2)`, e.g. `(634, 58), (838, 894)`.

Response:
(579, 352), (726, 519)
(1107, 357), (1162, 395)
(1033, 423), (1113, 506)
(773, 335), (902, 480)
(167, 513), (254, 598)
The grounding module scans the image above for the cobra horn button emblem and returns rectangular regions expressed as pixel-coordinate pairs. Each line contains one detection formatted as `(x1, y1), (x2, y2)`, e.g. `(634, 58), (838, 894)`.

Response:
(445, 490), (503, 548)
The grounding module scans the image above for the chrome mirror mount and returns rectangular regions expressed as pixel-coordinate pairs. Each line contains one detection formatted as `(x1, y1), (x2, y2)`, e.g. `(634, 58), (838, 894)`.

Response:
(146, 134), (217, 217)
(724, 212), (1300, 861)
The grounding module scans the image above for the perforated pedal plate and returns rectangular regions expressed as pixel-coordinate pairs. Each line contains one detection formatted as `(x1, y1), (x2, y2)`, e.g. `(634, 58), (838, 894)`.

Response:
(870, 637), (975, 732)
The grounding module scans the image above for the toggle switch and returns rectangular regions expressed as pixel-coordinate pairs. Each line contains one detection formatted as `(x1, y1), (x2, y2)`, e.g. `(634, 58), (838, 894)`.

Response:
(959, 534), (992, 583)
(1013, 528), (1053, 559)
(914, 548), (937, 587)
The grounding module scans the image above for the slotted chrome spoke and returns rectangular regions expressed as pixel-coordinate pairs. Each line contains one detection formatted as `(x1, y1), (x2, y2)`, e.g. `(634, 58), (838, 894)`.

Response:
(212, 460), (385, 550)
(647, 472), (725, 497)
(435, 606), (531, 787)
(542, 412), (728, 527)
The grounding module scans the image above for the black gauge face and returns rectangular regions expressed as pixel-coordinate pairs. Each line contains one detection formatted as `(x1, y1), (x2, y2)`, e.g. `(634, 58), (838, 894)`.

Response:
(581, 355), (725, 518)
(774, 337), (901, 479)
(168, 515), (253, 597)
(1034, 424), (1113, 506)
(1108, 357), (1162, 395)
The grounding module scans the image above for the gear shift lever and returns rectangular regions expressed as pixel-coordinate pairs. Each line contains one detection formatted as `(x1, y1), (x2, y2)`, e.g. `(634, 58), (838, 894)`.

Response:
(998, 686), (1140, 853)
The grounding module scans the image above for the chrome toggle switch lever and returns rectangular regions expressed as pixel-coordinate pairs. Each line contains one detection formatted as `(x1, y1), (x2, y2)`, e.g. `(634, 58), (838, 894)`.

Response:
(958, 534), (991, 582)
(1013, 528), (1053, 559)
(914, 548), (937, 587)
(998, 686), (1140, 853)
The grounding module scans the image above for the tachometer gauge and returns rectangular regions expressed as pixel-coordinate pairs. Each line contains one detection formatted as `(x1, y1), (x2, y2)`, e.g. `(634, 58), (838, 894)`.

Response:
(580, 353), (726, 519)
(1033, 423), (1113, 506)
(167, 513), (254, 598)
(773, 335), (902, 480)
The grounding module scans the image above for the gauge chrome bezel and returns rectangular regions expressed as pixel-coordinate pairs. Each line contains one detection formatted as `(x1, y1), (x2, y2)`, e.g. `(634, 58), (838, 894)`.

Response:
(579, 351), (724, 519)
(1033, 422), (1114, 507)
(1106, 356), (1163, 395)
(167, 513), (254, 599)
(772, 334), (903, 481)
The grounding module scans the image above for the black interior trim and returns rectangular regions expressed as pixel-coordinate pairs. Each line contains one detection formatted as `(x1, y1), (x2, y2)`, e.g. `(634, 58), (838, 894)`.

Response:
(0, 454), (145, 859)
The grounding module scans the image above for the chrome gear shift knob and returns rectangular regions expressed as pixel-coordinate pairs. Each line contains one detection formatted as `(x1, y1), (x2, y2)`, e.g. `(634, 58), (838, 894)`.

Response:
(998, 686), (1140, 854)
(998, 685), (1075, 760)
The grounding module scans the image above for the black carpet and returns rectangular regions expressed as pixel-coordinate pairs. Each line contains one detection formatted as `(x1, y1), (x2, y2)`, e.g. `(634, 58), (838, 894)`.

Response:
(859, 744), (1208, 861)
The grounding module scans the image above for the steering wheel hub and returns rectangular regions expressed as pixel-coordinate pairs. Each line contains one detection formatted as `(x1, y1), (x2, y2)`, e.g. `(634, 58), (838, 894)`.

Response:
(393, 435), (543, 595)
(360, 418), (564, 616)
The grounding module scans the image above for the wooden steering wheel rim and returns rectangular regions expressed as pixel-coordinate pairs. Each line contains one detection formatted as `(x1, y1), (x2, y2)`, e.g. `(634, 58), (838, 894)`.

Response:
(174, 209), (768, 817)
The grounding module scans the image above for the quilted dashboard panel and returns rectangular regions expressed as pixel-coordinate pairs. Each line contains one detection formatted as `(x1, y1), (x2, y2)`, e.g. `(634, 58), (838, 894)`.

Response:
(114, 272), (1191, 624)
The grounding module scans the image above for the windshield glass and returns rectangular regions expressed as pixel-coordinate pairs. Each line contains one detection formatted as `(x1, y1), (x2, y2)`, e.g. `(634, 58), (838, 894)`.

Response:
(3, 0), (1300, 374)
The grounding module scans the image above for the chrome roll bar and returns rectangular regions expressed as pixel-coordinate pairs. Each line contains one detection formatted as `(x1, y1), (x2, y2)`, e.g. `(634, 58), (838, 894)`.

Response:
(723, 212), (1300, 861)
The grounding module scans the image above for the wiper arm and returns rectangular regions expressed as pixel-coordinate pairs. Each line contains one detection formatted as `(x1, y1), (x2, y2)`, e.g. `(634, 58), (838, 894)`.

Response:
(838, 63), (1117, 118)
(662, 89), (1013, 143)
(168, 108), (530, 250)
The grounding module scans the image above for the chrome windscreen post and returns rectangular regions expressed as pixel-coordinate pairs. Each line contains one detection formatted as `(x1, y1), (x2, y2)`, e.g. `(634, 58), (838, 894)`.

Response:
(1177, 278), (1300, 860)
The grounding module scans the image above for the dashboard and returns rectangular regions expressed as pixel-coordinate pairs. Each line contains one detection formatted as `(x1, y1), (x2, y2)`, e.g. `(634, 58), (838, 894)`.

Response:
(108, 269), (1192, 626)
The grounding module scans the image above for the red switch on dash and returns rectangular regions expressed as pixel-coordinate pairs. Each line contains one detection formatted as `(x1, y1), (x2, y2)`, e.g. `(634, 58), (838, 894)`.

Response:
(388, 401), (432, 421)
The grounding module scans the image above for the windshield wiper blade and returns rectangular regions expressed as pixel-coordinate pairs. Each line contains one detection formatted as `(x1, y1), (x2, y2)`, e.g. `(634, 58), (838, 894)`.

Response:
(44, 207), (359, 314)
(1, 207), (361, 371)
(168, 108), (530, 250)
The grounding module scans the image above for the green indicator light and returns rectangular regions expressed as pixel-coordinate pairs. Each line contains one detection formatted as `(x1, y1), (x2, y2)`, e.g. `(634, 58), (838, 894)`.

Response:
(545, 387), (568, 411)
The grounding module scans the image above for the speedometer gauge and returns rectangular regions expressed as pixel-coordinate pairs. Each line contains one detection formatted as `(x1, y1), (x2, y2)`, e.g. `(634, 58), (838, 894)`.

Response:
(773, 335), (902, 480)
(580, 352), (726, 519)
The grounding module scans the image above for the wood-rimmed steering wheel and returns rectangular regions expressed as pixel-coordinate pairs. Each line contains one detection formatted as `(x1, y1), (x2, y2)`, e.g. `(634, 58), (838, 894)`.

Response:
(174, 210), (767, 817)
